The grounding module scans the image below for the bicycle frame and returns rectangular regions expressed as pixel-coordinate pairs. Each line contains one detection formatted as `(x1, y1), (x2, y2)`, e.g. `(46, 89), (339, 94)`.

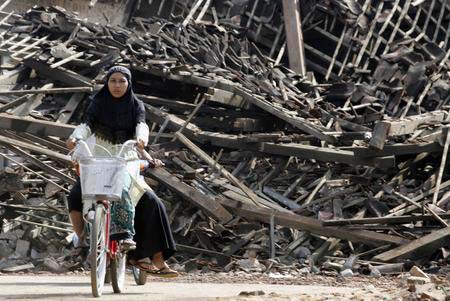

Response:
(98, 199), (120, 261)
(74, 139), (138, 297)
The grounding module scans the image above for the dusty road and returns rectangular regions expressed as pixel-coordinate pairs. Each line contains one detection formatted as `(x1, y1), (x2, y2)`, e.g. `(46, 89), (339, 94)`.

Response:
(0, 274), (400, 301)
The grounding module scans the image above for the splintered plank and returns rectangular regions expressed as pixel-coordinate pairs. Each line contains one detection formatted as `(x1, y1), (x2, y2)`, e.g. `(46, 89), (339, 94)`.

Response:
(174, 131), (262, 206)
(0, 135), (71, 163)
(260, 142), (395, 169)
(57, 93), (85, 124)
(219, 198), (408, 247)
(146, 167), (233, 223)
(12, 83), (54, 116)
(385, 111), (446, 136)
(373, 227), (450, 262)
(281, 0), (306, 75)
(2, 263), (34, 272)
(2, 144), (75, 184)
(23, 58), (92, 87)
(369, 121), (390, 150)
(351, 142), (441, 157)
(323, 214), (450, 226)
(236, 87), (336, 144)
(0, 94), (30, 113)
(0, 113), (75, 138)
(0, 87), (92, 96)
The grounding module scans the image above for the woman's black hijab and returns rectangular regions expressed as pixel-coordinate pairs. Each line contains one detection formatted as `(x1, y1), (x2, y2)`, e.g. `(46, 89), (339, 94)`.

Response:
(84, 66), (146, 144)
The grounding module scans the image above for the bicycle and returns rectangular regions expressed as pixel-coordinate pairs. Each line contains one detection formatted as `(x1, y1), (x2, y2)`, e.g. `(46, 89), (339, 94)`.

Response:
(73, 139), (141, 297)
(132, 264), (147, 285)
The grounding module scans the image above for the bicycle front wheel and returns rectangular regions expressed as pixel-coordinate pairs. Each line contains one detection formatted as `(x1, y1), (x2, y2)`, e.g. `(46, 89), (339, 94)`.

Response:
(110, 251), (126, 293)
(90, 203), (108, 297)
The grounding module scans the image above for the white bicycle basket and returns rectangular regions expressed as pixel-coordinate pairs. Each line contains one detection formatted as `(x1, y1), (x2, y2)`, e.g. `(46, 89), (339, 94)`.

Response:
(79, 157), (127, 200)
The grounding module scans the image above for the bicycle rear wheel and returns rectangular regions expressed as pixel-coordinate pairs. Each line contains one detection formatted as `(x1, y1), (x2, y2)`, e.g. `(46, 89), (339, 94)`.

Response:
(110, 251), (126, 293)
(90, 203), (108, 297)
(132, 265), (147, 285)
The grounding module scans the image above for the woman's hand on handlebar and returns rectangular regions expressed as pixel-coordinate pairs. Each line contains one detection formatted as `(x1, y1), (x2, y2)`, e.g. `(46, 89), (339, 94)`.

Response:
(66, 137), (77, 150)
(136, 139), (145, 150)
(150, 159), (164, 168)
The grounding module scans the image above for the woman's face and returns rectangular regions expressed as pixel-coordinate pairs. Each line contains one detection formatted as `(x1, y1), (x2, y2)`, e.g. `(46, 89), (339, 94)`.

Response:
(107, 72), (129, 98)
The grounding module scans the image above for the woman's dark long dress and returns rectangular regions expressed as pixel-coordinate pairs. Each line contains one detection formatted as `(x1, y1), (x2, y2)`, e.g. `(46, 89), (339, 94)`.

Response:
(129, 190), (176, 261)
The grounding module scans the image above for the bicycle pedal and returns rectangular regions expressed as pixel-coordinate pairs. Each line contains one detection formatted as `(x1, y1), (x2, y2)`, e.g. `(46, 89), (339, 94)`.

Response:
(121, 244), (137, 252)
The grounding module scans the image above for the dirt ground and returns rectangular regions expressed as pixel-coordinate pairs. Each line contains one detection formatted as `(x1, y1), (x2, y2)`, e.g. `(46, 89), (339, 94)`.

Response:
(0, 271), (412, 300)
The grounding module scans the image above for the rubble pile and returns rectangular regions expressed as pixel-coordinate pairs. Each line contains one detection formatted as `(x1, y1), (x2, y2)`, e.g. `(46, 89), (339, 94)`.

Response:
(0, 1), (448, 287)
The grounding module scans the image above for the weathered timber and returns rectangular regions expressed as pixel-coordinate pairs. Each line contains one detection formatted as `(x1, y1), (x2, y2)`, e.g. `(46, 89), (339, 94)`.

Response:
(0, 134), (71, 163)
(324, 214), (450, 226)
(219, 182), (290, 212)
(0, 87), (92, 96)
(0, 152), (69, 193)
(218, 198), (409, 247)
(57, 93), (85, 124)
(262, 186), (300, 210)
(387, 189), (449, 227)
(281, 0), (306, 75)
(174, 131), (262, 206)
(351, 142), (441, 157)
(0, 113), (75, 138)
(205, 88), (246, 108)
(12, 83), (53, 116)
(433, 126), (450, 204)
(369, 121), (390, 150)
(176, 244), (231, 260)
(373, 227), (450, 262)
(235, 87), (336, 144)
(0, 94), (30, 112)
(260, 142), (395, 169)
(16, 132), (68, 154)
(23, 58), (92, 87)
(13, 219), (72, 233)
(384, 111), (446, 136)
(50, 51), (86, 69)
(145, 167), (233, 223)
(2, 144), (75, 184)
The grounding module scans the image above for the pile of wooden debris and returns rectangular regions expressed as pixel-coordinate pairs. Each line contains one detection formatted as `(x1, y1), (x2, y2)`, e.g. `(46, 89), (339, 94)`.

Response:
(0, 1), (448, 279)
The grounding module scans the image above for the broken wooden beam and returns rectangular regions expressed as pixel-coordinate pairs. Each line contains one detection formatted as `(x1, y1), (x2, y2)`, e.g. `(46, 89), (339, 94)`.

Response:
(0, 113), (75, 138)
(281, 0), (306, 75)
(323, 214), (450, 226)
(174, 131), (262, 206)
(0, 94), (30, 113)
(382, 111), (446, 137)
(0, 87), (92, 96)
(260, 142), (395, 169)
(146, 167), (233, 223)
(373, 227), (450, 262)
(218, 198), (408, 247)
(1, 144), (75, 184)
(23, 58), (93, 87)
(350, 142), (441, 158)
(0, 134), (71, 163)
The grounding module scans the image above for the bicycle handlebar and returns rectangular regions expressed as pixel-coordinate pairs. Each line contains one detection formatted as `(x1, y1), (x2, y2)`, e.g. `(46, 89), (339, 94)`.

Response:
(71, 139), (138, 160)
(118, 140), (137, 157)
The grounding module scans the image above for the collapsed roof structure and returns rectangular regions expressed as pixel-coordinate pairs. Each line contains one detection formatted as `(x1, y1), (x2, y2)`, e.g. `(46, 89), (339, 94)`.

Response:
(0, 0), (448, 277)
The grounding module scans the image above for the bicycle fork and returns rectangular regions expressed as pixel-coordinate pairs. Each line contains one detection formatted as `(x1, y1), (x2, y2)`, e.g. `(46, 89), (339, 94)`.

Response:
(83, 199), (121, 261)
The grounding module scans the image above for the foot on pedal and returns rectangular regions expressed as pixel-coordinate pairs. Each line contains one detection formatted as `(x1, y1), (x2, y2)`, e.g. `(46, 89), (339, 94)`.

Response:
(121, 238), (136, 251)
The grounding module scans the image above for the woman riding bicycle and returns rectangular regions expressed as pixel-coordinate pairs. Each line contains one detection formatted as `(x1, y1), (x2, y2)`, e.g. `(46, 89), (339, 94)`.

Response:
(66, 66), (178, 277)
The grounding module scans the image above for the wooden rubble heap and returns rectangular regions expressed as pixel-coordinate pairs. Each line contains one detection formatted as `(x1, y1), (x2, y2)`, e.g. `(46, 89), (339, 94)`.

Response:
(0, 2), (448, 278)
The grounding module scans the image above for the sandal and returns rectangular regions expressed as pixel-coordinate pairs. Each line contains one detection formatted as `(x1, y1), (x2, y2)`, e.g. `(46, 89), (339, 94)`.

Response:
(129, 259), (157, 272)
(148, 266), (179, 278)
